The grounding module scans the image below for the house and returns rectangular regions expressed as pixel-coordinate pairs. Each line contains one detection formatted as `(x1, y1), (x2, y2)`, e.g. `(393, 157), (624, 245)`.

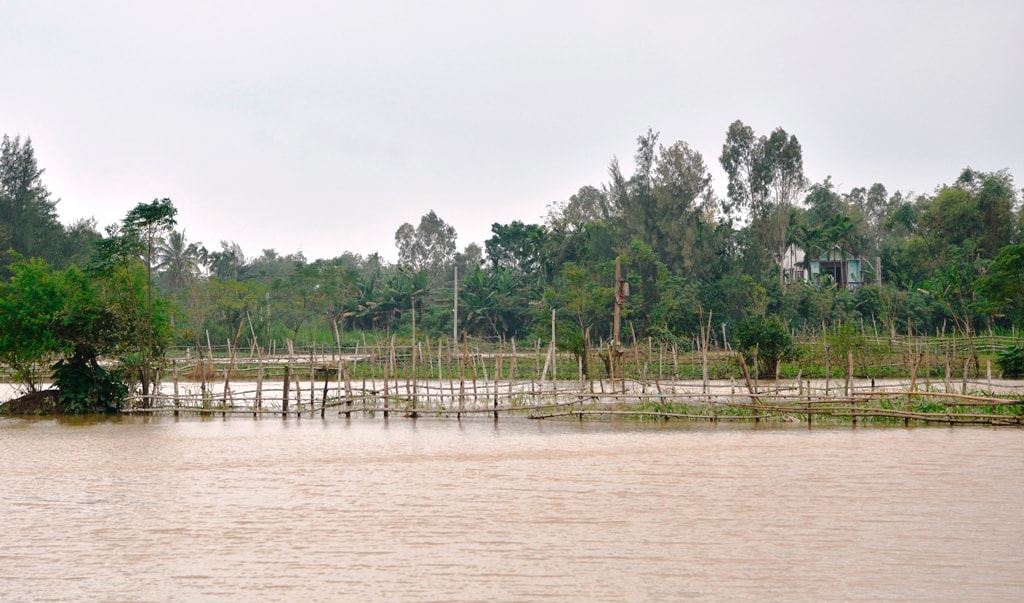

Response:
(782, 244), (863, 290)
(808, 246), (862, 290)
(781, 244), (806, 284)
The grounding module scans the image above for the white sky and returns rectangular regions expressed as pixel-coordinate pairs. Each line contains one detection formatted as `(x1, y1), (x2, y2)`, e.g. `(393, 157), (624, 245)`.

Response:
(3, 0), (1022, 262)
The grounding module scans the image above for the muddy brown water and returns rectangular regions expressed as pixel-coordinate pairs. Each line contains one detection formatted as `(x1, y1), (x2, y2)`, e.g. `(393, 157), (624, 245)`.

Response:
(1, 416), (1022, 602)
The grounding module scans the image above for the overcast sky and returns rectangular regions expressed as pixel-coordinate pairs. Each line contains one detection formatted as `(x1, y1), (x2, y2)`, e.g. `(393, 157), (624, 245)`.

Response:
(3, 1), (1022, 262)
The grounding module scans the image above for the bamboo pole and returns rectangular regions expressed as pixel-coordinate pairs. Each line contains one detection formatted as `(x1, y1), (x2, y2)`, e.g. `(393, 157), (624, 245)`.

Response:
(494, 352), (501, 420)
(282, 364), (291, 418)
(222, 321), (245, 414)
(469, 338), (479, 409)
(342, 360), (352, 418)
(172, 360), (180, 417)
(906, 351), (923, 427)
(737, 354), (760, 423)
(458, 340), (465, 419)
(847, 350), (854, 396)
(320, 370), (328, 419)
(309, 346), (316, 418)
(510, 337), (518, 382)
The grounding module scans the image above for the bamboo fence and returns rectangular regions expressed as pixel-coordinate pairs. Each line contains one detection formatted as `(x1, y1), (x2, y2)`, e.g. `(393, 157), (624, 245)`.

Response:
(114, 335), (1024, 427)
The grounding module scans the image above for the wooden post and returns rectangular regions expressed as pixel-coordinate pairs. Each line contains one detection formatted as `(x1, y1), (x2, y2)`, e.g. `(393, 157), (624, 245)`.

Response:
(944, 348), (953, 395)
(469, 339), (479, 409)
(824, 343), (831, 397)
(737, 354), (760, 423)
(494, 352), (500, 420)
(199, 344), (209, 409)
(453, 266), (458, 343)
(458, 341), (466, 420)
(847, 350), (854, 397)
(172, 359), (180, 417)
(510, 337), (518, 383)
(848, 350), (856, 427)
(343, 360), (352, 418)
(286, 339), (295, 417)
(223, 321), (245, 416)
(309, 347), (316, 418)
(613, 256), (621, 387)
(255, 348), (264, 415)
(437, 339), (445, 408)
(384, 339), (393, 419)
(551, 308), (557, 382)
(411, 300), (417, 418)
(282, 364), (291, 418)
(906, 351), (923, 427)
(321, 368), (329, 415)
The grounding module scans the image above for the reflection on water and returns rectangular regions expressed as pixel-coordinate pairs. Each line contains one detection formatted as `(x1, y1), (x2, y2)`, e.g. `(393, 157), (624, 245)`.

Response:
(1, 416), (1022, 602)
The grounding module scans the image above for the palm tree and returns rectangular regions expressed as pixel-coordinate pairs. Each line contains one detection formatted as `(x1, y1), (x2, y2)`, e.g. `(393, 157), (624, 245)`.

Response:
(155, 230), (205, 290)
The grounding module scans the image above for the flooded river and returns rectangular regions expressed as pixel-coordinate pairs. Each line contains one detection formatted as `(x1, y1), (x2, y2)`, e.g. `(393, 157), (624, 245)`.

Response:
(1, 416), (1022, 602)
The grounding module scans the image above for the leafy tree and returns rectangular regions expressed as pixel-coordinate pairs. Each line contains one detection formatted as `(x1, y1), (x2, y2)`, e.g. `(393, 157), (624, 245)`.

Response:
(650, 139), (716, 272)
(50, 266), (129, 413)
(917, 169), (1017, 267)
(122, 199), (177, 396)
(606, 131), (717, 276)
(923, 247), (985, 371)
(0, 259), (129, 412)
(460, 267), (531, 340)
(621, 239), (666, 339)
(543, 262), (613, 377)
(607, 129), (659, 250)
(0, 257), (63, 389)
(847, 182), (889, 255)
(454, 242), (483, 278)
(485, 221), (548, 278)
(975, 243), (1024, 328)
(87, 199), (177, 398)
(648, 274), (700, 342)
(395, 210), (457, 276)
(207, 241), (248, 280)
(61, 218), (103, 267)
(734, 314), (797, 377)
(545, 185), (611, 229)
(720, 120), (807, 284)
(0, 135), (64, 276)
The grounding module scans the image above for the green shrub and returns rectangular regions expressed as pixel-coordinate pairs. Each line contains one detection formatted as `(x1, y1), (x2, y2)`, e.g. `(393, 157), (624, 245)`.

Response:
(52, 354), (127, 414)
(996, 345), (1024, 378)
(734, 314), (799, 377)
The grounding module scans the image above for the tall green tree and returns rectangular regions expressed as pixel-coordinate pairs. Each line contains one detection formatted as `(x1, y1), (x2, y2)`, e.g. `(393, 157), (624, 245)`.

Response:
(88, 199), (177, 398)
(0, 135), (64, 275)
(975, 243), (1024, 329)
(720, 120), (806, 284)
(606, 130), (718, 278)
(394, 210), (457, 276)
(0, 257), (63, 390)
(155, 229), (205, 291)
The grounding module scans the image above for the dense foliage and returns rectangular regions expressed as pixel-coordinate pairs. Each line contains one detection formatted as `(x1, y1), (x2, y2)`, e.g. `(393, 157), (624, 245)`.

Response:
(2, 121), (1023, 412)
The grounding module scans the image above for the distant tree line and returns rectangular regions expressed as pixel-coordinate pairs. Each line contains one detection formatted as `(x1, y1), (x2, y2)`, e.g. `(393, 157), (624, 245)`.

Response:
(2, 122), (1023, 411)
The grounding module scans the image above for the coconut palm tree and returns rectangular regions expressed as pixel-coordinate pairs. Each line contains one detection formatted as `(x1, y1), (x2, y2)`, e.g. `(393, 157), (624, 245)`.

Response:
(155, 229), (206, 291)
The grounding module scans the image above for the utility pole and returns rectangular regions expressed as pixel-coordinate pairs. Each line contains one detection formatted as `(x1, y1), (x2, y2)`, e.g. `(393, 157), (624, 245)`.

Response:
(453, 266), (458, 343)
(613, 257), (621, 348)
(613, 256), (628, 392)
